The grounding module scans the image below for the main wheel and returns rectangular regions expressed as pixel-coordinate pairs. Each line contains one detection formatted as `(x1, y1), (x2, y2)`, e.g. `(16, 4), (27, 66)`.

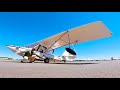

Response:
(44, 58), (49, 63)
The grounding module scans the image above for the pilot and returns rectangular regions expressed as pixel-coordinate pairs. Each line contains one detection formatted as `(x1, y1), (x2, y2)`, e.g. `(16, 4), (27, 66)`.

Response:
(21, 48), (36, 63)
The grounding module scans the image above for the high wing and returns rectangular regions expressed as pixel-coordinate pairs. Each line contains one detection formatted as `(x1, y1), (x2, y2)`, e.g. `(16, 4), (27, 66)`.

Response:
(25, 21), (112, 52)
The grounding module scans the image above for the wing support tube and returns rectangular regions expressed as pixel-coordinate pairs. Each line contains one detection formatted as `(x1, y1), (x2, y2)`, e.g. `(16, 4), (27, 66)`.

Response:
(44, 31), (69, 53)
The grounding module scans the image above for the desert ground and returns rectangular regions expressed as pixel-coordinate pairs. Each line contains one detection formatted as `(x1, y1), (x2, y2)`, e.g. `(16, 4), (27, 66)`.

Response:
(0, 59), (120, 78)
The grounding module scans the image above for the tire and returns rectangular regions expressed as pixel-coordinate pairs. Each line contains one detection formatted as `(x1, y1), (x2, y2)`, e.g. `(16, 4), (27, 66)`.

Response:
(44, 58), (49, 63)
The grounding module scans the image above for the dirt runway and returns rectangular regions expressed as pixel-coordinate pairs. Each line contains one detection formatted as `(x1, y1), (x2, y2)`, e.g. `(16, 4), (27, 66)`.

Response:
(0, 60), (120, 78)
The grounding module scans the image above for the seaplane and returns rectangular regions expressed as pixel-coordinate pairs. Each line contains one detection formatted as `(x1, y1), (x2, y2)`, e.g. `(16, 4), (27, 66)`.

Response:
(6, 21), (112, 63)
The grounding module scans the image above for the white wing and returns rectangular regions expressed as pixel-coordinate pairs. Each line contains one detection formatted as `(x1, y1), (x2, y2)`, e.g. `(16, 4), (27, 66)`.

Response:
(25, 21), (112, 51)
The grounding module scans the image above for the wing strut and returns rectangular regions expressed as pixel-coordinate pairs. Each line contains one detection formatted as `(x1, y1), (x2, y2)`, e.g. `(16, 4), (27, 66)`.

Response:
(67, 30), (71, 48)
(36, 44), (41, 51)
(44, 31), (69, 52)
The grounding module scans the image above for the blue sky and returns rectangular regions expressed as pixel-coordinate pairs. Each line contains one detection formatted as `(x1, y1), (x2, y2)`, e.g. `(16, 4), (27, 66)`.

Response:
(0, 12), (119, 59)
